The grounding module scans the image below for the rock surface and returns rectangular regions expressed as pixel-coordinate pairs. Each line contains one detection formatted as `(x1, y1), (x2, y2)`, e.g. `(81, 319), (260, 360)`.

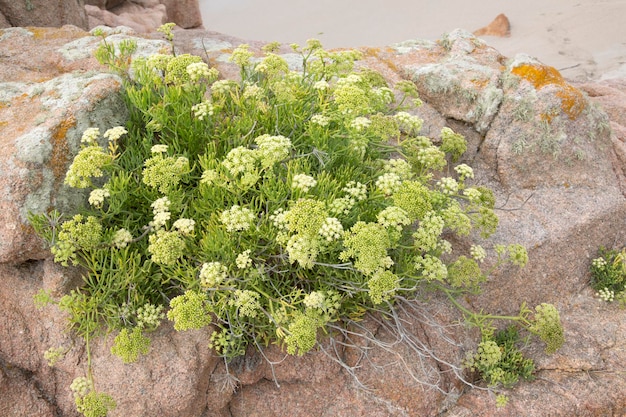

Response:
(1, 25), (626, 416)
(473, 13), (511, 38)
(0, 0), (89, 30)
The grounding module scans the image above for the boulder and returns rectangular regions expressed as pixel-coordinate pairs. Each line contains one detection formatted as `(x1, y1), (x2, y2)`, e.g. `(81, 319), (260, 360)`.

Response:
(473, 13), (511, 38)
(2, 26), (626, 417)
(0, 0), (88, 29)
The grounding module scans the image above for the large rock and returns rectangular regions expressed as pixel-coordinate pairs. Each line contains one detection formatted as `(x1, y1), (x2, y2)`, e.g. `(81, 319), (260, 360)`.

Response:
(0, 0), (88, 29)
(2, 26), (626, 417)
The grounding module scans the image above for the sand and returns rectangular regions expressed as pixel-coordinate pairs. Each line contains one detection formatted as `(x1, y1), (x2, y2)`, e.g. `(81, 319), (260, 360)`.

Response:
(199, 0), (626, 81)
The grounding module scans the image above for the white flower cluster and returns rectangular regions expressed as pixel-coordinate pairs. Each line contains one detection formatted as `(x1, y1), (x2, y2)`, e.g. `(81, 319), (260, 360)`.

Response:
(173, 218), (195, 235)
(200, 169), (218, 185)
(416, 146), (446, 170)
(383, 158), (413, 180)
(377, 206), (411, 231)
(318, 217), (343, 242)
(376, 172), (402, 195)
(151, 197), (171, 229)
(350, 116), (371, 131)
(470, 244), (486, 262)
(373, 87), (395, 104)
(81, 127), (100, 144)
(328, 197), (354, 216)
(255, 134), (292, 169)
(211, 79), (233, 96)
(220, 205), (255, 232)
(313, 80), (329, 90)
(394, 111), (423, 134)
(186, 62), (217, 82)
(103, 126), (128, 142)
(292, 173), (317, 192)
(286, 235), (319, 268)
(310, 114), (330, 127)
(112, 228), (133, 249)
(342, 181), (367, 201)
(303, 291), (325, 309)
(229, 289), (261, 318)
(151, 144), (168, 154)
(270, 208), (289, 230)
(223, 147), (257, 176)
(243, 84), (264, 100)
(191, 101), (215, 120)
(236, 250), (253, 269)
(592, 257), (607, 269)
(437, 177), (459, 195)
(454, 164), (474, 181)
(338, 74), (362, 85)
(88, 188), (110, 209)
(597, 287), (615, 302)
(200, 261), (228, 288)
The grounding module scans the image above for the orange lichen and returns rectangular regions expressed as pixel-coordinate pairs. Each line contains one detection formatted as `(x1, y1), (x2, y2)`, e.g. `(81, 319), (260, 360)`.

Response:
(27, 26), (88, 41)
(50, 116), (77, 182)
(511, 63), (585, 120)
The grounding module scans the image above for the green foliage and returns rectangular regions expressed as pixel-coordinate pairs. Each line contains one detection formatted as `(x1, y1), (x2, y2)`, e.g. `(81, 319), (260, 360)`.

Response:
(464, 326), (535, 389)
(590, 247), (626, 305)
(30, 30), (567, 412)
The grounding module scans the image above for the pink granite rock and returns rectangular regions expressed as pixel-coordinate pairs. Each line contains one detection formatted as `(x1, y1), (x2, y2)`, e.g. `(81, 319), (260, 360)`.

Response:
(0, 0), (88, 29)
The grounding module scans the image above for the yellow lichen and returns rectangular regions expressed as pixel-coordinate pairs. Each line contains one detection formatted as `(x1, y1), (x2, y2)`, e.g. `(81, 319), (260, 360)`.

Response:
(50, 117), (77, 182)
(511, 63), (585, 120)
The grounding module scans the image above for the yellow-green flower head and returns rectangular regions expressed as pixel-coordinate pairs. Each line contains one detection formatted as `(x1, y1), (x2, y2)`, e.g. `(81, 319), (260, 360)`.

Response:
(229, 289), (262, 318)
(328, 196), (356, 216)
(151, 196), (170, 214)
(340, 221), (394, 276)
(136, 303), (164, 330)
(368, 269), (400, 304)
(110, 327), (150, 363)
(186, 62), (219, 83)
(148, 230), (184, 265)
(157, 22), (176, 41)
(220, 205), (255, 232)
(414, 254), (448, 282)
(167, 290), (212, 331)
(463, 187), (482, 204)
(286, 235), (320, 269)
(303, 291), (326, 310)
(313, 80), (329, 91)
(333, 82), (370, 115)
(243, 83), (264, 101)
(211, 79), (234, 96)
(64, 145), (113, 188)
(58, 214), (103, 252)
(164, 54), (203, 85)
(146, 53), (172, 72)
(223, 146), (258, 176)
(416, 145), (447, 171)
(437, 177), (459, 195)
(75, 391), (116, 416)
(229, 44), (254, 68)
(285, 310), (322, 356)
(142, 155), (189, 193)
(70, 376), (90, 397)
(254, 134), (292, 169)
(440, 127), (467, 161)
(377, 206), (411, 232)
(470, 245), (486, 262)
(285, 198), (327, 236)
(373, 87), (395, 104)
(393, 181), (432, 221)
(476, 340), (502, 367)
(270, 208), (289, 230)
(412, 211), (445, 252)
(447, 256), (483, 288)
(350, 116), (371, 132)
(255, 53), (289, 78)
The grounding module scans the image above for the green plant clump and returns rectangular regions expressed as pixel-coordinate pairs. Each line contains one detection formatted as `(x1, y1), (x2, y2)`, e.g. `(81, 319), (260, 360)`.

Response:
(30, 25), (565, 413)
(590, 247), (626, 305)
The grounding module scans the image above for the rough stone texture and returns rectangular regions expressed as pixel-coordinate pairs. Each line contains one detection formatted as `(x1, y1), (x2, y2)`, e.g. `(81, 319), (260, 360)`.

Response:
(2, 26), (626, 417)
(160, 0), (202, 29)
(473, 13), (511, 38)
(0, 0), (88, 30)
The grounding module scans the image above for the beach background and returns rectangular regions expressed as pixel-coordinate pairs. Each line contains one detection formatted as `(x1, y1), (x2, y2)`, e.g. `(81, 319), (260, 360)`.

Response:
(199, 0), (626, 81)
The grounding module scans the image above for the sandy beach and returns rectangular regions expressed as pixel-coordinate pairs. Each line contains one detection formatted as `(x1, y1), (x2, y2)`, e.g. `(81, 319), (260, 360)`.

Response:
(199, 0), (626, 81)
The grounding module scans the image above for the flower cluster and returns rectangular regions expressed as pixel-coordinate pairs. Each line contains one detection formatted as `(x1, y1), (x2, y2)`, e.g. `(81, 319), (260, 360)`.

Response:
(142, 154), (189, 194)
(340, 222), (393, 275)
(377, 206), (411, 232)
(88, 188), (110, 209)
(65, 144), (114, 188)
(236, 250), (253, 269)
(393, 181), (432, 221)
(167, 290), (212, 331)
(383, 158), (413, 180)
(229, 290), (262, 318)
(394, 111), (423, 134)
(51, 215), (103, 265)
(310, 114), (330, 127)
(528, 303), (564, 354)
(71, 376), (116, 417)
(136, 303), (165, 330)
(284, 310), (323, 356)
(255, 134), (292, 169)
(150, 197), (171, 229)
(368, 269), (400, 304)
(318, 217), (343, 242)
(148, 230), (184, 265)
(44, 346), (66, 366)
(376, 173), (402, 196)
(292, 173), (317, 192)
(350, 116), (371, 131)
(200, 261), (228, 288)
(412, 212), (444, 252)
(110, 327), (151, 363)
(173, 218), (195, 235)
(437, 177), (459, 195)
(220, 205), (255, 232)
(191, 100), (215, 120)
(415, 254), (448, 282)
